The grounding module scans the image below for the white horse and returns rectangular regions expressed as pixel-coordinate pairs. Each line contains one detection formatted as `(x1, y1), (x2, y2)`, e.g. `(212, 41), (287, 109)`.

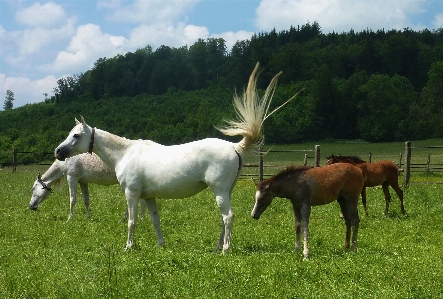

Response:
(28, 153), (150, 223)
(54, 63), (300, 252)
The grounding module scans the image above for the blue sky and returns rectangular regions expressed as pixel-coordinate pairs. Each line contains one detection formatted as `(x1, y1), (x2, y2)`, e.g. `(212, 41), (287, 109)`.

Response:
(1, 0), (442, 109)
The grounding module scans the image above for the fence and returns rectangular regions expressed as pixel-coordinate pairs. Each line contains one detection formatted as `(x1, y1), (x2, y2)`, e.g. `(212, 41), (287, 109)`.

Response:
(403, 141), (443, 185)
(6, 142), (443, 185)
(2, 148), (54, 171)
(242, 145), (320, 181)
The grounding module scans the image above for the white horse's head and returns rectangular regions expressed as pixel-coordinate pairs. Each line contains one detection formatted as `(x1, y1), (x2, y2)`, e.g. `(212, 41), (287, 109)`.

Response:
(55, 116), (92, 161)
(29, 174), (53, 210)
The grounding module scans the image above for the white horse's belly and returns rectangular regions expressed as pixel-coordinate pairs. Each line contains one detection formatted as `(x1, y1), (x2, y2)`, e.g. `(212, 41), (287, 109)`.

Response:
(141, 180), (208, 199)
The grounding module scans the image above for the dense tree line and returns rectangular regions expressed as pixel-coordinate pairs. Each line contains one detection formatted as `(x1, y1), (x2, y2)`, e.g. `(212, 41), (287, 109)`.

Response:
(1, 23), (443, 163)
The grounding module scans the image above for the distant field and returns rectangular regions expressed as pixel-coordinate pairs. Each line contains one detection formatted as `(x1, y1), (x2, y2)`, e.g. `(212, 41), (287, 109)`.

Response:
(1, 139), (443, 298)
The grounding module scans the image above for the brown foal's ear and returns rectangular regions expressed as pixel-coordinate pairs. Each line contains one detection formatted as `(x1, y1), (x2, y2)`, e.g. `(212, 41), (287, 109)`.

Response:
(252, 178), (259, 187)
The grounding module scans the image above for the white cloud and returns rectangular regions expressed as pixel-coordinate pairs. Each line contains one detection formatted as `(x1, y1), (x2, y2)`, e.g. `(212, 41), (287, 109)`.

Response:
(128, 22), (209, 49)
(1, 2), (76, 68)
(0, 74), (58, 109)
(99, 0), (200, 24)
(42, 24), (127, 74)
(15, 2), (67, 28)
(433, 13), (443, 28)
(255, 0), (428, 33)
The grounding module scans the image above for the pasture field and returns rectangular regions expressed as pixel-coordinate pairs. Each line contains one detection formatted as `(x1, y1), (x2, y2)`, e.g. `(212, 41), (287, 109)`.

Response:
(1, 140), (443, 298)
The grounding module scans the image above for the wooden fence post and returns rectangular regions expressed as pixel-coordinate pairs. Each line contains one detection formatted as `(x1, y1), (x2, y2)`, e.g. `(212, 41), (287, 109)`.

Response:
(427, 153), (431, 173)
(259, 144), (264, 182)
(314, 145), (320, 167)
(404, 141), (411, 186)
(12, 148), (17, 171)
(368, 153), (372, 163)
(398, 153), (402, 169)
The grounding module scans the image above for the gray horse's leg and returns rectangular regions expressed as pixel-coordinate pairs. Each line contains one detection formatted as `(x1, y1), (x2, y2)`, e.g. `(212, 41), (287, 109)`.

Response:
(67, 176), (78, 221)
(79, 182), (91, 218)
(144, 199), (165, 247)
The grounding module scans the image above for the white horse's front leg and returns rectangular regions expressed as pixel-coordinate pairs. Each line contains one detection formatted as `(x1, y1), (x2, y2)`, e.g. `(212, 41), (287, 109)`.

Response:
(144, 198), (165, 247)
(67, 176), (78, 221)
(125, 191), (139, 250)
(215, 194), (234, 253)
(79, 182), (91, 219)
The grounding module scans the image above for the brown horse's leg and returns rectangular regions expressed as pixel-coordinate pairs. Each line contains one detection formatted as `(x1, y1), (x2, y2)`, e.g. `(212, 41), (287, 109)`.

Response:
(337, 196), (351, 249)
(361, 187), (368, 217)
(390, 180), (406, 214)
(382, 181), (391, 215)
(292, 204), (302, 251)
(348, 203), (360, 250)
(300, 204), (311, 259)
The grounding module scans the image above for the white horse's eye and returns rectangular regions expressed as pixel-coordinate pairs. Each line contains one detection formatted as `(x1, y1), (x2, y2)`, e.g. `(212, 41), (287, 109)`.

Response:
(73, 134), (80, 138)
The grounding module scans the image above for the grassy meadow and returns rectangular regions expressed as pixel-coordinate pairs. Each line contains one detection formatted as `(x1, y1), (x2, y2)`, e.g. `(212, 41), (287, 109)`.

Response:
(1, 140), (443, 298)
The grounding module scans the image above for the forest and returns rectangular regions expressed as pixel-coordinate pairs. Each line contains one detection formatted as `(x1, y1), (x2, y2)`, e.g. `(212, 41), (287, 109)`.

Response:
(1, 22), (443, 163)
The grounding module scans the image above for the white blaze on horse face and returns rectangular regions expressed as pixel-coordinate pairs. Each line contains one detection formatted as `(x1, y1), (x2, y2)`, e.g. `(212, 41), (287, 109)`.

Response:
(251, 190), (263, 219)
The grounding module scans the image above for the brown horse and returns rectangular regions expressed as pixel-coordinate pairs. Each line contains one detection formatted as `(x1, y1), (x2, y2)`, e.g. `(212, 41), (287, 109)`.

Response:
(325, 154), (406, 216)
(251, 163), (364, 259)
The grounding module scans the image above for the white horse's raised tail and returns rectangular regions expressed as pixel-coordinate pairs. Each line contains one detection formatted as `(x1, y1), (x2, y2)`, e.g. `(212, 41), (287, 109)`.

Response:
(54, 62), (300, 252)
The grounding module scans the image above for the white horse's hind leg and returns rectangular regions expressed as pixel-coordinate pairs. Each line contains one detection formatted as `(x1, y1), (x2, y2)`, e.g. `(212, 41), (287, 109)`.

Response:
(79, 182), (91, 218)
(215, 193), (234, 253)
(144, 199), (165, 247)
(139, 198), (147, 220)
(125, 191), (139, 250)
(67, 176), (78, 221)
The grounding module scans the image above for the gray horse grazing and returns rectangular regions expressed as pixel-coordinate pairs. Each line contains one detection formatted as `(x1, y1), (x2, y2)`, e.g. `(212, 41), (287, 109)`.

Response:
(28, 154), (155, 229)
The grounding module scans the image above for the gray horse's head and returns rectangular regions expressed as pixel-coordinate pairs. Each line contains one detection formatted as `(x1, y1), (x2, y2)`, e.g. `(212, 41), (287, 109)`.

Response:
(29, 174), (52, 210)
(55, 116), (92, 161)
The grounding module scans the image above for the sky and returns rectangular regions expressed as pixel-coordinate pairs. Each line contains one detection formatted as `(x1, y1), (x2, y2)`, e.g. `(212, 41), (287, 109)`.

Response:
(1, 0), (442, 110)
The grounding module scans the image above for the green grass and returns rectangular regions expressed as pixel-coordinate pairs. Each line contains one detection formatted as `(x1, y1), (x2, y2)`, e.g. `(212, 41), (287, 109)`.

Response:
(1, 140), (443, 298)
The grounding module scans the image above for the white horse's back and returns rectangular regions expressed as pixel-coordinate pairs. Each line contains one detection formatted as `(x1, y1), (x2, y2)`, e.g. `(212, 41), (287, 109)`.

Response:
(116, 138), (240, 199)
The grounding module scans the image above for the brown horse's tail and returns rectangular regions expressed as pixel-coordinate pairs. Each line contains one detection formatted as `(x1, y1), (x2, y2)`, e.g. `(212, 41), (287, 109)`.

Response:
(216, 62), (302, 156)
(360, 168), (367, 183)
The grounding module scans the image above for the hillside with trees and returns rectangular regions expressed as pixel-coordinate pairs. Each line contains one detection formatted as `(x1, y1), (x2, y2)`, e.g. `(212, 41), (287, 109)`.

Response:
(1, 22), (443, 163)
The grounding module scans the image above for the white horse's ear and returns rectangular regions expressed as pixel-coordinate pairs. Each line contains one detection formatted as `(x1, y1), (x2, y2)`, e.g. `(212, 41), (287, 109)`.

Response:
(37, 173), (42, 180)
(75, 118), (80, 125)
(80, 115), (86, 125)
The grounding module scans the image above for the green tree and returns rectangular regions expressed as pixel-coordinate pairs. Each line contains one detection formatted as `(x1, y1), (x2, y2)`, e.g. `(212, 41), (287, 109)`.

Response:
(4, 90), (14, 110)
(357, 74), (417, 141)
(411, 61), (443, 138)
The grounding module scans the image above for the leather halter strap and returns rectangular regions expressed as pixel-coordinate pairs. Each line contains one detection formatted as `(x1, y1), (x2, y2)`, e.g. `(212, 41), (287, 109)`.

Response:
(88, 127), (95, 154)
(37, 174), (53, 193)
